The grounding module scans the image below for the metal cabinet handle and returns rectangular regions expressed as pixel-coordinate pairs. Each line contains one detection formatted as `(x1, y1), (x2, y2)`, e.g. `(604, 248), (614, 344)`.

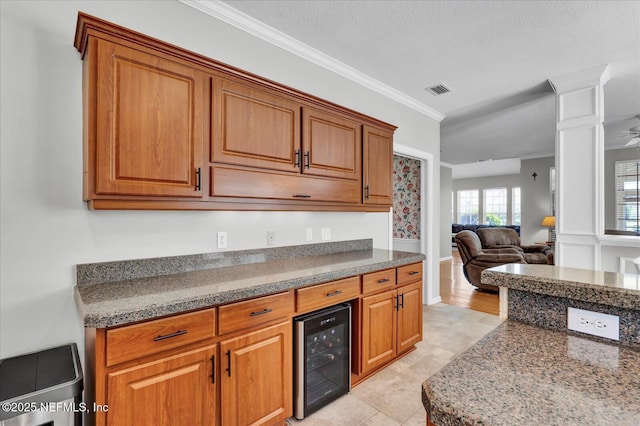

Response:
(394, 295), (399, 311)
(326, 290), (342, 297)
(295, 149), (301, 168)
(293, 194), (311, 198)
(408, 271), (419, 276)
(377, 278), (390, 284)
(399, 293), (405, 309)
(304, 151), (310, 169)
(225, 350), (231, 377)
(195, 168), (202, 191)
(153, 330), (187, 342)
(210, 355), (215, 383)
(364, 185), (370, 199)
(250, 308), (273, 317)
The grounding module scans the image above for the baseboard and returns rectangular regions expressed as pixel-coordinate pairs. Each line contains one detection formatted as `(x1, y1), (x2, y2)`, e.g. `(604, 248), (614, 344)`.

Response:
(426, 296), (442, 305)
(440, 256), (453, 262)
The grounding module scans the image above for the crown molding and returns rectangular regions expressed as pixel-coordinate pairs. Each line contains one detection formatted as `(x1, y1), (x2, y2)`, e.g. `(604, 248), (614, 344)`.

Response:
(179, 0), (445, 122)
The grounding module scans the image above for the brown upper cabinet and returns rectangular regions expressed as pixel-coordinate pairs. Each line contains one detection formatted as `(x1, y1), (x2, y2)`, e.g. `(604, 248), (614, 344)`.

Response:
(363, 125), (394, 206)
(86, 38), (207, 199)
(75, 13), (395, 211)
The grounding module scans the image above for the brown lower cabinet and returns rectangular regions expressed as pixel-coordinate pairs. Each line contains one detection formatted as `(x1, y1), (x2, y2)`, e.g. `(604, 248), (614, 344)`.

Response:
(361, 280), (423, 374)
(86, 263), (422, 426)
(219, 322), (292, 426)
(107, 344), (217, 426)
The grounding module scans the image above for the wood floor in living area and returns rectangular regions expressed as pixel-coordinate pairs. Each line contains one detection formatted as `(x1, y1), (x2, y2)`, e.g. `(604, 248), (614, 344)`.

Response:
(440, 250), (499, 316)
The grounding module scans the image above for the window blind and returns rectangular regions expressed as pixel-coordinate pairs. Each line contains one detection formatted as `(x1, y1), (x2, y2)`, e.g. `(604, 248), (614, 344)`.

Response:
(615, 160), (640, 234)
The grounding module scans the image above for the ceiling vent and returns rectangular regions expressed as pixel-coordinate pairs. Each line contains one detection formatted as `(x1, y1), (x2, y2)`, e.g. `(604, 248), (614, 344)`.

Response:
(425, 83), (452, 96)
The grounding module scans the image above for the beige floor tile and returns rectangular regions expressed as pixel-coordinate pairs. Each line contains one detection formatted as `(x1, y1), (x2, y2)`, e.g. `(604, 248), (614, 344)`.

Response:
(363, 411), (401, 426)
(287, 393), (377, 426)
(290, 303), (499, 425)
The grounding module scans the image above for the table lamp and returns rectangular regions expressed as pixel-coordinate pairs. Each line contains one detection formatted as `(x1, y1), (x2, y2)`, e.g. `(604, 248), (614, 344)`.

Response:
(541, 216), (555, 243)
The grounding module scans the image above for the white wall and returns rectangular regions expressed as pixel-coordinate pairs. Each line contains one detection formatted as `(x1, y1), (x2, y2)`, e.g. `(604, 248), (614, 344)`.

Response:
(0, 1), (441, 358)
(440, 166), (453, 259)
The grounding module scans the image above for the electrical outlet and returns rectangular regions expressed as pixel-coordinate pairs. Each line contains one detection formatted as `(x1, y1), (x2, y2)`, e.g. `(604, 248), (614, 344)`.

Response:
(567, 307), (619, 341)
(267, 230), (276, 246)
(321, 228), (331, 241)
(217, 231), (227, 249)
(305, 227), (313, 241)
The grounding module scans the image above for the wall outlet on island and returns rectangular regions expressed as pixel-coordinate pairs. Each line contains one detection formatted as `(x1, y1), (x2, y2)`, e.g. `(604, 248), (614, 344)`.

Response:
(321, 228), (331, 241)
(567, 307), (619, 341)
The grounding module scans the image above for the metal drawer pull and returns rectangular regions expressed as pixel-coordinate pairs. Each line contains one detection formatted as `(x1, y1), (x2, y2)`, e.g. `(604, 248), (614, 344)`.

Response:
(153, 330), (188, 342)
(326, 290), (342, 297)
(408, 271), (420, 276)
(210, 355), (215, 383)
(293, 194), (312, 198)
(377, 278), (390, 284)
(250, 308), (273, 317)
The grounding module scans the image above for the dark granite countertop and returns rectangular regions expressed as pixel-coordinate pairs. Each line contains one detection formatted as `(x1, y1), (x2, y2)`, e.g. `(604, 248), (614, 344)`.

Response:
(482, 264), (640, 310)
(422, 321), (640, 426)
(74, 240), (424, 328)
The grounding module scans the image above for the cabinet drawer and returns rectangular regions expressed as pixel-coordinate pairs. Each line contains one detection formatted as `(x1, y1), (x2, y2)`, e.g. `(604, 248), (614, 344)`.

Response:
(397, 262), (423, 285)
(362, 268), (396, 295)
(218, 292), (293, 335)
(106, 308), (216, 367)
(296, 276), (360, 313)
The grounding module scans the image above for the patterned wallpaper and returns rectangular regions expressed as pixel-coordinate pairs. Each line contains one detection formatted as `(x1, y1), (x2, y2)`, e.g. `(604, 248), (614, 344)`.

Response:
(393, 155), (421, 239)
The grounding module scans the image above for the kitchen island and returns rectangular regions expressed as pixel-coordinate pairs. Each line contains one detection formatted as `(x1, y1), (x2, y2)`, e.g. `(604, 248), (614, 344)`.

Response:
(422, 264), (640, 425)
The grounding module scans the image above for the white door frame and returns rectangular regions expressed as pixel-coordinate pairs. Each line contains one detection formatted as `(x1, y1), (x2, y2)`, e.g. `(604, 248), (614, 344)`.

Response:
(392, 144), (440, 305)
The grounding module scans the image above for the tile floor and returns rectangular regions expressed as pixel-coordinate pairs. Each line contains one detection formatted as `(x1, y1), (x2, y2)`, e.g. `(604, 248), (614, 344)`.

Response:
(288, 303), (502, 425)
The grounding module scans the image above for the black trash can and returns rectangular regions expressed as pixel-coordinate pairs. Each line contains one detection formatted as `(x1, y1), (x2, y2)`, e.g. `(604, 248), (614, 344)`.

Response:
(0, 343), (83, 426)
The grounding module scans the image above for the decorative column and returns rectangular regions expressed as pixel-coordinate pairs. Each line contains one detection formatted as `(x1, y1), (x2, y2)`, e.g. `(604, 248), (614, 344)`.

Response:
(549, 65), (609, 269)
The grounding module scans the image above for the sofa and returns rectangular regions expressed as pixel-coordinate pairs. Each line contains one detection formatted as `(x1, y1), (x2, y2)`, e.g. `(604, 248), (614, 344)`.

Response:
(455, 228), (553, 292)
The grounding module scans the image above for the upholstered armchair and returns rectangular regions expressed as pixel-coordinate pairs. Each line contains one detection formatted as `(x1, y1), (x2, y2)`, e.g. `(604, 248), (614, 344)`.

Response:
(476, 227), (553, 265)
(455, 230), (526, 292)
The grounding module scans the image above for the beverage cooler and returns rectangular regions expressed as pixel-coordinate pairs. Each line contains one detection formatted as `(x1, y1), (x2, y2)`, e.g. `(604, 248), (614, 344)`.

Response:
(293, 303), (351, 419)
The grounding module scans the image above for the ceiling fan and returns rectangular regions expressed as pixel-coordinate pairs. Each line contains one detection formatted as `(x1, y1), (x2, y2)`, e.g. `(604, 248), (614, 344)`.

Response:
(614, 114), (640, 146)
(621, 125), (640, 146)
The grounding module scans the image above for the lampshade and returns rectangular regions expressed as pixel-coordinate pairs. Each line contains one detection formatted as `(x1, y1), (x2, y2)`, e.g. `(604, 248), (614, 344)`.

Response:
(541, 216), (556, 227)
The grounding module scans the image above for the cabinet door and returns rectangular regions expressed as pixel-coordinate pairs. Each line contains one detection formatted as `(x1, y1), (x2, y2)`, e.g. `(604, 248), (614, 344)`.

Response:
(397, 281), (423, 354)
(107, 344), (217, 426)
(212, 78), (301, 173)
(363, 125), (393, 206)
(302, 107), (362, 181)
(361, 289), (397, 374)
(220, 321), (292, 426)
(93, 39), (205, 197)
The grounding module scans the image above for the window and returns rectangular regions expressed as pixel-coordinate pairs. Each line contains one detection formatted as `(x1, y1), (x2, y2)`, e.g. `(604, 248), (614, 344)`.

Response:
(512, 187), (521, 226)
(615, 160), (640, 234)
(483, 188), (507, 225)
(457, 190), (479, 224)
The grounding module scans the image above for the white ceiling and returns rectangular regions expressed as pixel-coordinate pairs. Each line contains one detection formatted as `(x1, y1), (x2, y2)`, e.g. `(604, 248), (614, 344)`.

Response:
(213, 0), (639, 165)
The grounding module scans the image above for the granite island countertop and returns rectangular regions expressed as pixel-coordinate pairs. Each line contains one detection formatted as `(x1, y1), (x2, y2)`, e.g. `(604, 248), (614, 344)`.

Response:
(74, 240), (425, 328)
(482, 263), (640, 310)
(422, 320), (640, 426)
